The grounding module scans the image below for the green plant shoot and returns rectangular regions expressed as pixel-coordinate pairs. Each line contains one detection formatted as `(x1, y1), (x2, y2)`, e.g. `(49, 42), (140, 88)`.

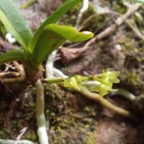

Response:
(0, 0), (133, 143)
(0, 0), (93, 78)
(62, 71), (120, 96)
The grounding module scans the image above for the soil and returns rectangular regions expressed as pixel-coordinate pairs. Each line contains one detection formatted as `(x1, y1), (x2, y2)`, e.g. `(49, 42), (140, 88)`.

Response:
(0, 0), (144, 144)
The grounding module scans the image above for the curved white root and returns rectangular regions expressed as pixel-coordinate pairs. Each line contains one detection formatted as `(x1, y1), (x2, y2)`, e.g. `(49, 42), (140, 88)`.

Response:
(35, 79), (49, 144)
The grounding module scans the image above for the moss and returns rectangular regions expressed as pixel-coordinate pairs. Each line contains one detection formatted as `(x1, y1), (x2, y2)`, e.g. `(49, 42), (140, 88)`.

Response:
(60, 2), (109, 33)
(59, 2), (82, 26)
(112, 0), (127, 14)
(126, 72), (140, 86)
(120, 70), (140, 86)
(62, 127), (96, 144)
(0, 131), (8, 139)
(45, 84), (97, 143)
(84, 132), (96, 144)
(81, 14), (109, 33)
(25, 133), (37, 142)
(79, 3), (109, 33)
(68, 3), (82, 15)
(116, 33), (144, 92)
(119, 68), (144, 98)
(83, 3), (96, 17)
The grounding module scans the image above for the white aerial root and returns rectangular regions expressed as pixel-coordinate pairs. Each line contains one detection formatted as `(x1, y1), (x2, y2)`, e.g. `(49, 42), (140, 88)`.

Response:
(46, 50), (68, 78)
(0, 139), (34, 144)
(46, 50), (57, 78)
(75, 0), (89, 29)
(110, 89), (136, 101)
(53, 68), (68, 78)
(35, 79), (49, 144)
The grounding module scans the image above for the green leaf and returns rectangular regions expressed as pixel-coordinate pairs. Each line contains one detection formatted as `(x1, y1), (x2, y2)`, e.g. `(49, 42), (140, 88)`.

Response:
(28, 0), (83, 51)
(0, 49), (26, 64)
(46, 24), (94, 42)
(0, 0), (33, 50)
(29, 24), (94, 69)
(31, 24), (93, 67)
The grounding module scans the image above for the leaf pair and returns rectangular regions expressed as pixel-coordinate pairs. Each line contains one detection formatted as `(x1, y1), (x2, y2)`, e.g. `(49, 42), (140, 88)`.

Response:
(0, 0), (93, 73)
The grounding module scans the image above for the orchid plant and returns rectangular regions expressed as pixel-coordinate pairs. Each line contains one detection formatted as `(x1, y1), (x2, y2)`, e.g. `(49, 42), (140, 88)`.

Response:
(0, 0), (132, 144)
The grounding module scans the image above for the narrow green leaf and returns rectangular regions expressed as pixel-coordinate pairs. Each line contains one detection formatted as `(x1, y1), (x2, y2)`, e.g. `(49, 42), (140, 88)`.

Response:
(28, 0), (83, 51)
(46, 24), (94, 42)
(29, 24), (94, 68)
(0, 49), (26, 64)
(0, 0), (33, 50)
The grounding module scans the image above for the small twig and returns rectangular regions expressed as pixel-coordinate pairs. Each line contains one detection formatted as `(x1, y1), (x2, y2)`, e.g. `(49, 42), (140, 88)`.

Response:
(15, 127), (28, 144)
(1, 64), (26, 83)
(60, 3), (142, 63)
(126, 19), (144, 40)
(84, 3), (141, 49)
(0, 71), (21, 77)
(78, 11), (120, 31)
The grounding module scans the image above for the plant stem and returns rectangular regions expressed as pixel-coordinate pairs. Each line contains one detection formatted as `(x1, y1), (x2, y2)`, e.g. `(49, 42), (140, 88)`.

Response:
(35, 79), (48, 144)
(42, 77), (134, 118)
(43, 77), (65, 84)
(76, 87), (133, 118)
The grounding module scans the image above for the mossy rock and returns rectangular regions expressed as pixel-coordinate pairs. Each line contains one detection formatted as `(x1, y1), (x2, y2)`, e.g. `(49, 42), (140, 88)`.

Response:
(45, 84), (98, 143)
